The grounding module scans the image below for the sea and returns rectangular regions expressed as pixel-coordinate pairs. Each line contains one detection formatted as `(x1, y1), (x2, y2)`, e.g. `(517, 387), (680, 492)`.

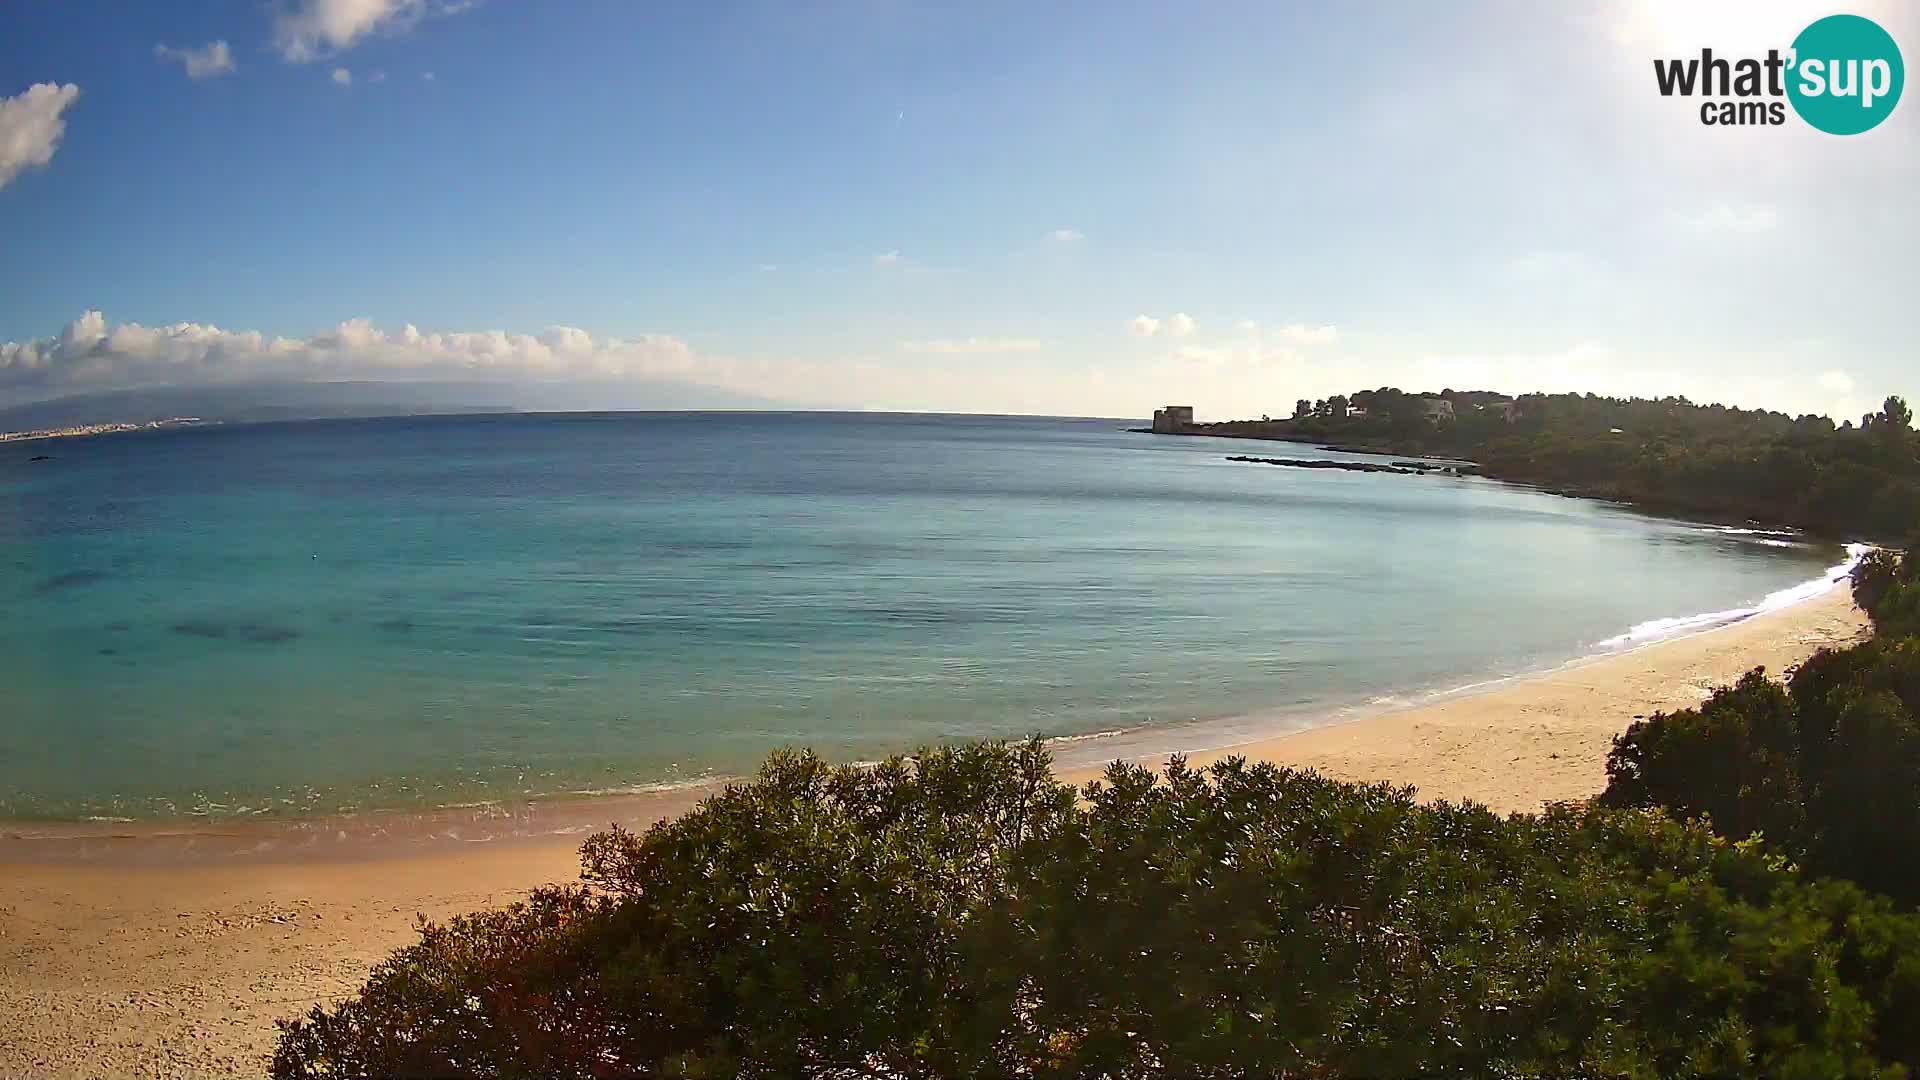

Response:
(0, 412), (1855, 823)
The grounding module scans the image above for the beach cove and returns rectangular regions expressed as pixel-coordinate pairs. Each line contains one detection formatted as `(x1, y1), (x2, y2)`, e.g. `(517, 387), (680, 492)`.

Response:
(0, 584), (1870, 1078)
(0, 413), (1852, 824)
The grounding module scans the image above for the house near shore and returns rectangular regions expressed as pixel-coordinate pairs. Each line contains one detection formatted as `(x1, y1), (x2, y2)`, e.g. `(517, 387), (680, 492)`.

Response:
(1151, 405), (1194, 433)
(1419, 397), (1454, 422)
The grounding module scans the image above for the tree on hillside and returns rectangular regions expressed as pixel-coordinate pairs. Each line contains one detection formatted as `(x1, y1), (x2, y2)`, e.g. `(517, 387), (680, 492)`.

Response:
(1265, 386), (1919, 538)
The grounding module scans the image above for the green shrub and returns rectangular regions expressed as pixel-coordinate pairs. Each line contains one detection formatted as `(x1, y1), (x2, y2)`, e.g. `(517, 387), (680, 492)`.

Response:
(277, 740), (1920, 1078)
(1854, 547), (1920, 639)
(1601, 548), (1920, 909)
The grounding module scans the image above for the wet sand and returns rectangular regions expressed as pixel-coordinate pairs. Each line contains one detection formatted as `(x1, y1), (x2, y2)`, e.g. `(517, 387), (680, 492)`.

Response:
(0, 585), (1870, 1077)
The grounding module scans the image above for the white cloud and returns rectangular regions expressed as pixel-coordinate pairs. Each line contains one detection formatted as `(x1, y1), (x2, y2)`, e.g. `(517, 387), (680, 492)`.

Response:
(1818, 370), (1856, 393)
(421, 71), (436, 81)
(1128, 315), (1161, 337)
(1167, 312), (1196, 337)
(274, 0), (476, 62)
(1274, 323), (1339, 345)
(1681, 202), (1779, 234)
(369, 71), (387, 83)
(332, 67), (353, 86)
(155, 41), (235, 79)
(1, 311), (702, 404)
(0, 83), (81, 193)
(756, 263), (778, 272)
(900, 338), (1042, 355)
(1048, 228), (1084, 242)
(9, 313), (1889, 424)
(1234, 320), (1337, 344)
(873, 250), (902, 266)
(59, 309), (107, 351)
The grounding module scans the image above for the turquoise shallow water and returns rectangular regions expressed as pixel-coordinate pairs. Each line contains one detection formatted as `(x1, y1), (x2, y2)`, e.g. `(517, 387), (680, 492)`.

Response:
(0, 412), (1839, 822)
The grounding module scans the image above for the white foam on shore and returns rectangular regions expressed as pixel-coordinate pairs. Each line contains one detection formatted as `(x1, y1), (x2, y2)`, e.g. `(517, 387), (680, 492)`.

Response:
(1694, 525), (1803, 549)
(565, 775), (720, 799)
(1594, 542), (1870, 651)
(1042, 727), (1134, 746)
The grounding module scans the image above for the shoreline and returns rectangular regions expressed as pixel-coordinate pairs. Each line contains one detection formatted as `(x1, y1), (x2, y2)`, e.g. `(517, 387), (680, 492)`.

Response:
(1058, 582), (1867, 809)
(0, 585), (1872, 1077)
(0, 544), (1867, 865)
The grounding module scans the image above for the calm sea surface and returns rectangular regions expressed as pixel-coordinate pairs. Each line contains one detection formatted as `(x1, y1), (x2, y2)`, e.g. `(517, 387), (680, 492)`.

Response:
(0, 412), (1841, 822)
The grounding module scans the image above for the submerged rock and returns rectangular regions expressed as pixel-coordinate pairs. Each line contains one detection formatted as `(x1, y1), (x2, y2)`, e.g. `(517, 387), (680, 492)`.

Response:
(35, 570), (109, 594)
(171, 619), (302, 644)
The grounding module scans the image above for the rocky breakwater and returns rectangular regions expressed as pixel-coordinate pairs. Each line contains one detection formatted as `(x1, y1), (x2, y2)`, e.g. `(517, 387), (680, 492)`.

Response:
(1226, 455), (1475, 476)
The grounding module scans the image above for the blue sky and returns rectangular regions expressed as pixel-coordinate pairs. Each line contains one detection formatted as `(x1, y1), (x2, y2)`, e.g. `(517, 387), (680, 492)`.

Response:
(1, 0), (1914, 418)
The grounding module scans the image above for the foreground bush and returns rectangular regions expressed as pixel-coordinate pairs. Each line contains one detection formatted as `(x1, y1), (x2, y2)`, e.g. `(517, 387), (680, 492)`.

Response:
(1603, 548), (1920, 906)
(276, 739), (1920, 1078)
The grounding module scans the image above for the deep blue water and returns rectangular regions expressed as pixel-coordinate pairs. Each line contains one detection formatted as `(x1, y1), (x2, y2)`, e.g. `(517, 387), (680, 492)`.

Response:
(0, 412), (1839, 821)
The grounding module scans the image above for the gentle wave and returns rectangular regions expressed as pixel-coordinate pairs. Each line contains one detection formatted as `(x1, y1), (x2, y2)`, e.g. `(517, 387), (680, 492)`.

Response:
(565, 775), (722, 799)
(1695, 525), (1803, 548)
(1043, 727), (1136, 746)
(1595, 543), (1871, 650)
(1702, 525), (1802, 539)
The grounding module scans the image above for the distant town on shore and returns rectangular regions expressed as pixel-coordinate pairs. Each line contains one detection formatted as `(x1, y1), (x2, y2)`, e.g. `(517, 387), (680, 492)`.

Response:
(0, 417), (207, 444)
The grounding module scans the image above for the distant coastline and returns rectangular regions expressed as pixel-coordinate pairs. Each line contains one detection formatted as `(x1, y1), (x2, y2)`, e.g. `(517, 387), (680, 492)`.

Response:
(1137, 389), (1918, 543)
(0, 416), (209, 444)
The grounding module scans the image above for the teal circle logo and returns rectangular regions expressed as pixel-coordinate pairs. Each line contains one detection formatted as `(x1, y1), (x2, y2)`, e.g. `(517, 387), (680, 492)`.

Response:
(1788, 14), (1903, 135)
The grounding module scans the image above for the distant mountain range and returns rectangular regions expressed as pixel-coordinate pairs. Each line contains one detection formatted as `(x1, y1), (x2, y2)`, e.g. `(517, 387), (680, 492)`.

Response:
(0, 379), (793, 432)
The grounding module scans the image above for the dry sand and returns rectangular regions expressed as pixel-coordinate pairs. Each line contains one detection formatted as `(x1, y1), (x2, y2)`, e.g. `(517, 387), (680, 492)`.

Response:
(0, 586), (1870, 1078)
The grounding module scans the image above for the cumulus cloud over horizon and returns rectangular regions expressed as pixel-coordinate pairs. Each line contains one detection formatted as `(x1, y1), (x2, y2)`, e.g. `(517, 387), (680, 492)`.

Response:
(0, 312), (1892, 425)
(0, 311), (705, 405)
(0, 83), (82, 192)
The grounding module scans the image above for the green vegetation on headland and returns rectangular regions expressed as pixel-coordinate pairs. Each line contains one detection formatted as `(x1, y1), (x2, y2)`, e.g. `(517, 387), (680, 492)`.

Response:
(277, 554), (1920, 1078)
(1163, 389), (1919, 541)
(1602, 545), (1920, 907)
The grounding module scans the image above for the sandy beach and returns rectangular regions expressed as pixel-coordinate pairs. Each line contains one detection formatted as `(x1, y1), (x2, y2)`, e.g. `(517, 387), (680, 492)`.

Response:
(0, 585), (1870, 1078)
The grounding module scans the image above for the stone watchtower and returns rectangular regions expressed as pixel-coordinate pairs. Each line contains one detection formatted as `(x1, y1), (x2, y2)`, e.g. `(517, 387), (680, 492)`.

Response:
(1151, 405), (1194, 434)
